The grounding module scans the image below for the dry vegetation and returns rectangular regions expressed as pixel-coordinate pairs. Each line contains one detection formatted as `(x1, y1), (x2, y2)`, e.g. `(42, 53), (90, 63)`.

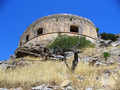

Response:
(0, 57), (119, 89)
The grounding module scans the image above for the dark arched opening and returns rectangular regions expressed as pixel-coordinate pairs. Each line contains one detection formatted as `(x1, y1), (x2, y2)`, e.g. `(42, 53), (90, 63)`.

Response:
(70, 25), (79, 33)
(37, 28), (43, 35)
(26, 35), (29, 42)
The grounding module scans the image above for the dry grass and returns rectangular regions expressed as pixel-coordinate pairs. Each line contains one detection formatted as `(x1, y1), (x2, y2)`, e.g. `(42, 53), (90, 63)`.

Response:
(110, 70), (120, 90)
(117, 45), (120, 48)
(0, 57), (119, 89)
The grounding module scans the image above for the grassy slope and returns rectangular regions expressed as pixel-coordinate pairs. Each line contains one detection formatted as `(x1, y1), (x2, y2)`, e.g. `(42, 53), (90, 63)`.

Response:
(0, 57), (119, 89)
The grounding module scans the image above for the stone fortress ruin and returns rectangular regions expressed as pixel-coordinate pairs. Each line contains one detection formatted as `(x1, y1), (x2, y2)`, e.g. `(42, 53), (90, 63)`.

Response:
(19, 14), (98, 48)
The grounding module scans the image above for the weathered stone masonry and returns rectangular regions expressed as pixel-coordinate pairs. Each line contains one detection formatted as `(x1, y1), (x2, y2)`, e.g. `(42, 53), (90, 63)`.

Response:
(19, 14), (98, 47)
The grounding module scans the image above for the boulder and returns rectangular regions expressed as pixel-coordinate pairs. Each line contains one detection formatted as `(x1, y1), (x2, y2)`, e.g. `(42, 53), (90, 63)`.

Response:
(111, 41), (120, 47)
(50, 54), (64, 60)
(110, 47), (120, 56)
(85, 88), (93, 90)
(64, 86), (73, 90)
(0, 63), (16, 70)
(99, 40), (112, 47)
(32, 84), (53, 90)
(32, 84), (46, 90)
(60, 80), (72, 87)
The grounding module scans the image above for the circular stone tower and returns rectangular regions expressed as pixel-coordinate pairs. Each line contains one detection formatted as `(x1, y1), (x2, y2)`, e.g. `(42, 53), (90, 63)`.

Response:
(19, 14), (98, 47)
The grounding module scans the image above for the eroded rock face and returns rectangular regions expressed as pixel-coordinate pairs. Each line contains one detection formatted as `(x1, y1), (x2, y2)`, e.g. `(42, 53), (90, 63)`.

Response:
(19, 14), (97, 48)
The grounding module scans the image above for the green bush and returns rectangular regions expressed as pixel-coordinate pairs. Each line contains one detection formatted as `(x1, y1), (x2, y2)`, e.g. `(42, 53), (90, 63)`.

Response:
(100, 32), (119, 42)
(103, 52), (111, 61)
(47, 35), (94, 51)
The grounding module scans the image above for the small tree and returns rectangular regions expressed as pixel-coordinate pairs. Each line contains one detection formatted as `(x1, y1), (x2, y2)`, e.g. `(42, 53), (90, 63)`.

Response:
(47, 35), (94, 52)
(103, 52), (111, 61)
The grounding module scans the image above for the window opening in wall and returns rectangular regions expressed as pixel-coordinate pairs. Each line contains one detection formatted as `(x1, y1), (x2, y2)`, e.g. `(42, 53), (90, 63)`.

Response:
(70, 25), (79, 33)
(70, 17), (73, 21)
(37, 28), (43, 35)
(26, 35), (29, 42)
(56, 18), (58, 22)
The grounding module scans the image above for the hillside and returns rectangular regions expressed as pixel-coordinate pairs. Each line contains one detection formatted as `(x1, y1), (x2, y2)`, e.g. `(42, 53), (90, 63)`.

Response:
(0, 44), (120, 90)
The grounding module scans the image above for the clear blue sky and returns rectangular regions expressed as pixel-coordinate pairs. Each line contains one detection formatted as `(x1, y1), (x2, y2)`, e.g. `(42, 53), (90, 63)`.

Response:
(0, 0), (120, 60)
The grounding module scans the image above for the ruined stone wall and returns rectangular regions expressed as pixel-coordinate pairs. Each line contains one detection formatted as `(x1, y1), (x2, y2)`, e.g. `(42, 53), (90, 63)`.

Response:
(19, 14), (98, 47)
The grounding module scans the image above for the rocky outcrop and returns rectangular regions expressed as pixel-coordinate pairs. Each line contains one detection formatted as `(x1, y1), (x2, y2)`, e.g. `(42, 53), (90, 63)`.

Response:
(111, 40), (120, 47)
